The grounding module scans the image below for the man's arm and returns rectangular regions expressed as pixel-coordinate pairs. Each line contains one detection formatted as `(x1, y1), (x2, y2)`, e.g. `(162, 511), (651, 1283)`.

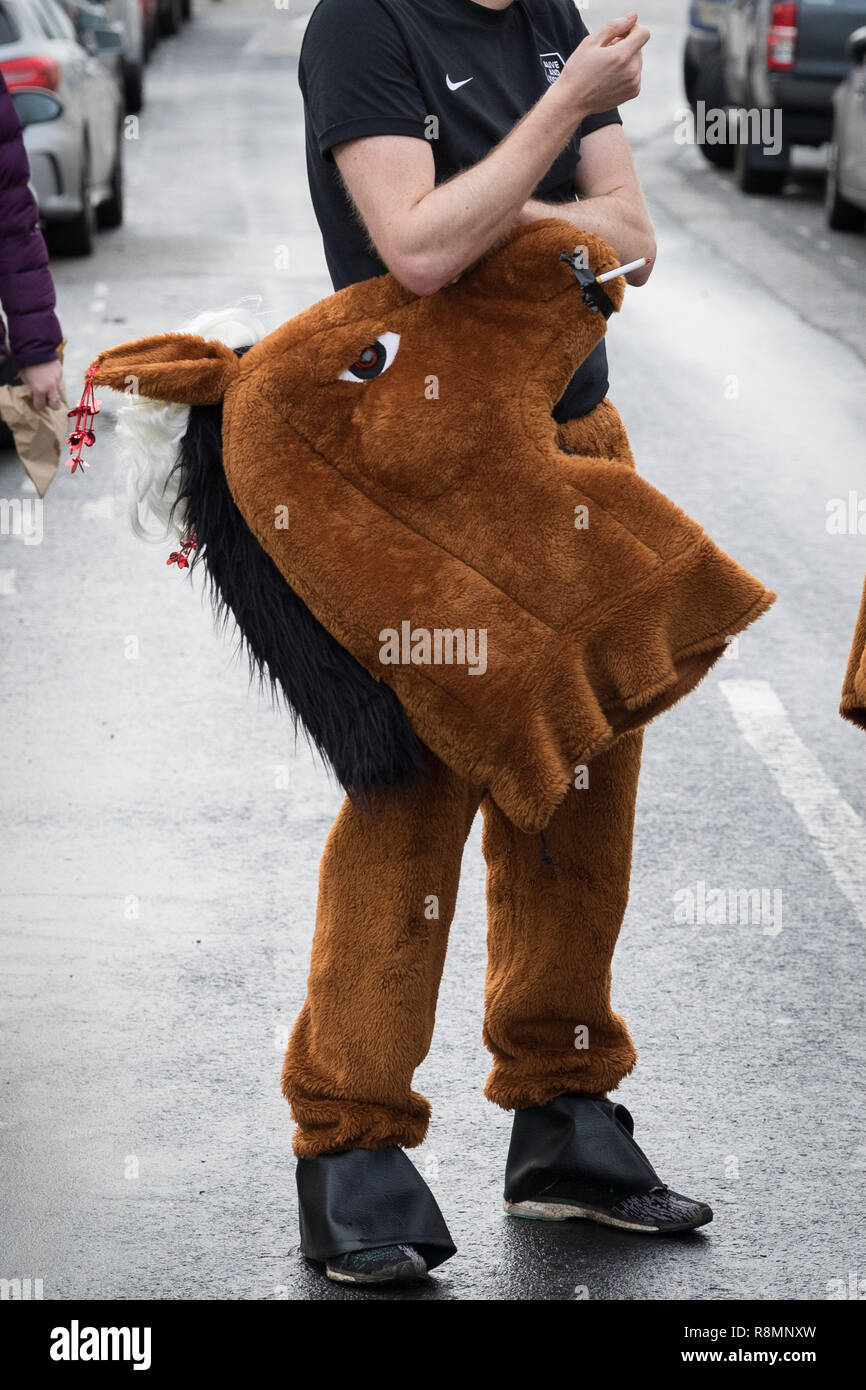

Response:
(332, 14), (649, 295)
(518, 123), (656, 286)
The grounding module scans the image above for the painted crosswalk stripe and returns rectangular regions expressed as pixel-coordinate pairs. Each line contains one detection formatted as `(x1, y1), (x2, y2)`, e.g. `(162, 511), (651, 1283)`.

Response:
(720, 679), (866, 928)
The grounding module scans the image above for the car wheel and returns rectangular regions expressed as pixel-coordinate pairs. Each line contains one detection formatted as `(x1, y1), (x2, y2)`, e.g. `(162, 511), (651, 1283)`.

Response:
(159, 0), (183, 35)
(47, 143), (95, 256)
(181, 0), (191, 19)
(692, 54), (735, 169)
(825, 142), (865, 232)
(683, 50), (698, 110)
(733, 124), (788, 195)
(97, 129), (125, 229)
(124, 61), (144, 114)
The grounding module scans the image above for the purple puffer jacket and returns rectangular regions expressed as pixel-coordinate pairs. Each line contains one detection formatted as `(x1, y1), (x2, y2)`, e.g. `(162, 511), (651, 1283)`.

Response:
(0, 70), (62, 369)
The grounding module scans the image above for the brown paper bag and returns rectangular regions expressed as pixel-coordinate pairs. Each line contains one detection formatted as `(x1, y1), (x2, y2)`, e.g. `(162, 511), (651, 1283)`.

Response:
(0, 383), (68, 497)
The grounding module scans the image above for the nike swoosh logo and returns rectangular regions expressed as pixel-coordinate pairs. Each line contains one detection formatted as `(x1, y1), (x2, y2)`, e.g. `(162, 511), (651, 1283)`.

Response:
(446, 74), (474, 91)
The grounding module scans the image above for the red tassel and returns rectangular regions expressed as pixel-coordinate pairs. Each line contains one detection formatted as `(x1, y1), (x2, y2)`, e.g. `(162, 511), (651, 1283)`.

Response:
(65, 365), (101, 474)
(167, 532), (197, 569)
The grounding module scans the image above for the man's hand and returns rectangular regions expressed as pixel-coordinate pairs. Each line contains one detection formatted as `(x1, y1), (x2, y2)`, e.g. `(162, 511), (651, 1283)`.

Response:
(19, 359), (66, 413)
(555, 13), (650, 119)
(516, 125), (656, 287)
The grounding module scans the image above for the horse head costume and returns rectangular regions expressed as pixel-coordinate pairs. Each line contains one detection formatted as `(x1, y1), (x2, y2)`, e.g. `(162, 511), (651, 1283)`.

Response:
(69, 219), (776, 829)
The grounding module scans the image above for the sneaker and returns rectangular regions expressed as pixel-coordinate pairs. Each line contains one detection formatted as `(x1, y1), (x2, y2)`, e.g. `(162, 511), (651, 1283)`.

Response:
(325, 1243), (429, 1285)
(503, 1095), (713, 1235)
(504, 1184), (712, 1234)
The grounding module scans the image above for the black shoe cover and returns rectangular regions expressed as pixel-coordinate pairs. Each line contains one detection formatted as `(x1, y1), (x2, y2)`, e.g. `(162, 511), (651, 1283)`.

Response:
(503, 1094), (712, 1233)
(297, 1146), (456, 1271)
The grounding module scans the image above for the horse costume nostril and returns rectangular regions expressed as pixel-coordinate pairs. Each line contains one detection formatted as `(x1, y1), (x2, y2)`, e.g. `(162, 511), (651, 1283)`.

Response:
(558, 247), (618, 319)
(69, 218), (775, 827)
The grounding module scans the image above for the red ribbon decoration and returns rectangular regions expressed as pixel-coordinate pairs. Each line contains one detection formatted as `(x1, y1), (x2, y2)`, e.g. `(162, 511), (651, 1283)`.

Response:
(167, 532), (198, 569)
(64, 365), (101, 474)
(65, 362), (197, 571)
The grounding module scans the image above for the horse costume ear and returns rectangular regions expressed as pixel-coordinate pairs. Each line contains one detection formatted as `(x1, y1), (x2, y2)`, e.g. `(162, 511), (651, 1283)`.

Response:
(88, 332), (241, 406)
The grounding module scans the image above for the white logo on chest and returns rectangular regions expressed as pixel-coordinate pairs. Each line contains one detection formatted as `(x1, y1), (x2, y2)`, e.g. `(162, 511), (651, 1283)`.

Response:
(539, 51), (565, 84)
(446, 73), (474, 90)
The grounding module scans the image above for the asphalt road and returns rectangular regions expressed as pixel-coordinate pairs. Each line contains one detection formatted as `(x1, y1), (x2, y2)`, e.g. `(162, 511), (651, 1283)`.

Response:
(2, 0), (865, 1302)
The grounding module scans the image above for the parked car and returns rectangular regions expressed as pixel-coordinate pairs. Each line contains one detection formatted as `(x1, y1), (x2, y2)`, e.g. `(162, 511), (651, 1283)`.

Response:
(826, 25), (866, 227)
(0, 0), (124, 253)
(721, 0), (866, 194)
(103, 0), (145, 111)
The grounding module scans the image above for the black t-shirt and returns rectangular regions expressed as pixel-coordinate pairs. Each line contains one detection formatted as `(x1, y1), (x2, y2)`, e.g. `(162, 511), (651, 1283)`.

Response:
(299, 0), (622, 420)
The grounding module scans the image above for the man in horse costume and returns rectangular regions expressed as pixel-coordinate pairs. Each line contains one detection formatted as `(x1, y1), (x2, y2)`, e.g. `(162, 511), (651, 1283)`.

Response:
(68, 1), (776, 1286)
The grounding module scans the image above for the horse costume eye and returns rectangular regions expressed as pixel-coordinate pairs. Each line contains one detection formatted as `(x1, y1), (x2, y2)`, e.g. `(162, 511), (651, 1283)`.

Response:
(339, 331), (400, 382)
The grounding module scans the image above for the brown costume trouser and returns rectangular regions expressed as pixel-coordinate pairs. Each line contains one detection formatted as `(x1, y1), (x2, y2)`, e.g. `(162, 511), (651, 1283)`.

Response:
(282, 402), (643, 1159)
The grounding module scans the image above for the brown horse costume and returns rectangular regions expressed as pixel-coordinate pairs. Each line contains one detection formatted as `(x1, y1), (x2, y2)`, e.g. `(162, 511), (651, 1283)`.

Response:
(76, 221), (776, 1263)
(82, 219), (774, 832)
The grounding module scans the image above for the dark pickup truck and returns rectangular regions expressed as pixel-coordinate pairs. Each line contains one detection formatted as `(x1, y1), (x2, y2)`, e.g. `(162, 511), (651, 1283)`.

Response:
(722, 0), (866, 192)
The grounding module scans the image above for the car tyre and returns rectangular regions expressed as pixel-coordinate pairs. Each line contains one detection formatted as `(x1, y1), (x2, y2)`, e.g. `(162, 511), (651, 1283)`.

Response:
(97, 129), (124, 230)
(694, 54), (735, 169)
(124, 61), (144, 114)
(733, 128), (788, 195)
(47, 142), (95, 256)
(159, 0), (183, 35)
(683, 49), (698, 110)
(825, 141), (865, 231)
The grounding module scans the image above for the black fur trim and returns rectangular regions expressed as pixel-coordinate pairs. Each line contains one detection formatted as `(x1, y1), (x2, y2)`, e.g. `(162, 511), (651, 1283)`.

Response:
(171, 348), (424, 798)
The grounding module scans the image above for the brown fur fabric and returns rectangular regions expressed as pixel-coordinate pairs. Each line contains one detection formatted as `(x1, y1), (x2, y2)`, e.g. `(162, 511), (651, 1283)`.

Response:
(841, 578), (866, 729)
(282, 401), (647, 1160)
(283, 713), (643, 1160)
(87, 219), (775, 833)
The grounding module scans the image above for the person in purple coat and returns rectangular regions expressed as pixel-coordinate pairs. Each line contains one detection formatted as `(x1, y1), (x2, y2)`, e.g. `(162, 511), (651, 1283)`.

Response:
(0, 70), (65, 412)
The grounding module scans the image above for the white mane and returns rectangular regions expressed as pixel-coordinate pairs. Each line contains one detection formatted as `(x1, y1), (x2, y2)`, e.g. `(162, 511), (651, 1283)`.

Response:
(117, 302), (268, 541)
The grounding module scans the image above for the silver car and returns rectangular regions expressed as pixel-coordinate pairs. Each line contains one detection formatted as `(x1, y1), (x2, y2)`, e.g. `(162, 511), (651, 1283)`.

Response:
(0, 0), (124, 254)
(827, 26), (866, 229)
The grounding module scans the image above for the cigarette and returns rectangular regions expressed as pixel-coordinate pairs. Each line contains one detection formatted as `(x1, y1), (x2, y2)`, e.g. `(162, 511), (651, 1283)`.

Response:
(597, 257), (650, 282)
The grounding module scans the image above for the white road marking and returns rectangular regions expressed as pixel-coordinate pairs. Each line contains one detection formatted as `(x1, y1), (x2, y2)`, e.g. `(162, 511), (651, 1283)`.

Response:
(0, 568), (17, 595)
(720, 679), (866, 928)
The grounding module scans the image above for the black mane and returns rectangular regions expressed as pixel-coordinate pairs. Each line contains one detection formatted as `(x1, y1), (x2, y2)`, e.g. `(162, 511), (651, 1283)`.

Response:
(171, 347), (424, 799)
